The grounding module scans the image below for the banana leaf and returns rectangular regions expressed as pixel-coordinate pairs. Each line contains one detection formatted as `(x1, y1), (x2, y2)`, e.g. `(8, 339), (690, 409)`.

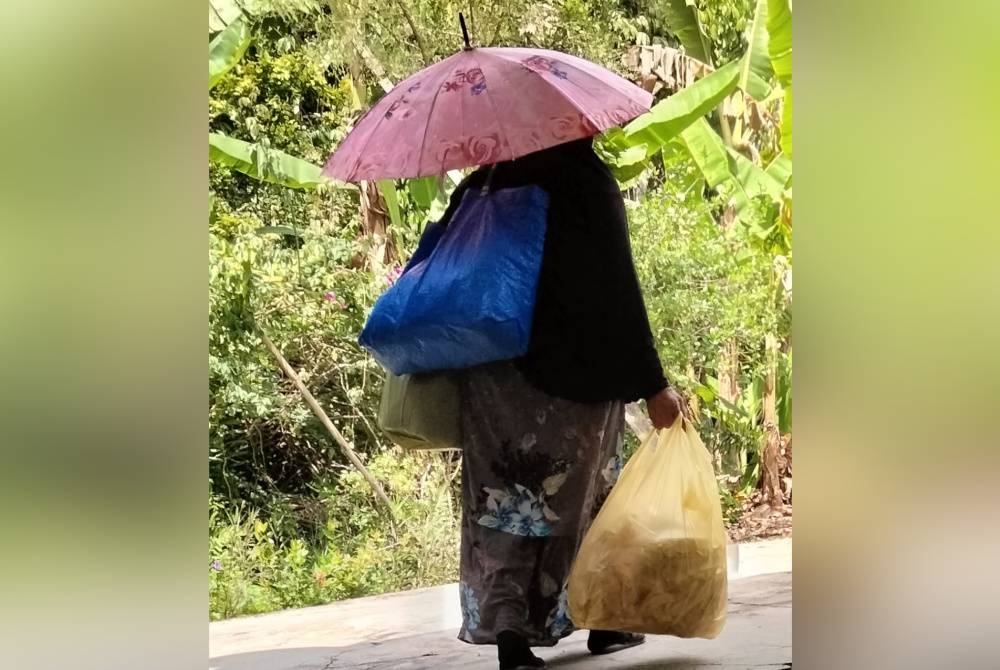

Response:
(209, 17), (250, 89)
(659, 0), (713, 64)
(740, 0), (775, 100)
(767, 0), (792, 156)
(623, 60), (740, 159)
(208, 133), (350, 191)
(376, 180), (402, 228)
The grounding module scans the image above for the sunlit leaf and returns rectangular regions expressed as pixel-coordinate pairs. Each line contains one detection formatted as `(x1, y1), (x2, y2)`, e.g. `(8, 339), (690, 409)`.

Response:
(376, 180), (402, 228)
(209, 17), (251, 89)
(659, 0), (713, 64)
(740, 0), (774, 100)
(767, 0), (792, 156)
(406, 176), (438, 211)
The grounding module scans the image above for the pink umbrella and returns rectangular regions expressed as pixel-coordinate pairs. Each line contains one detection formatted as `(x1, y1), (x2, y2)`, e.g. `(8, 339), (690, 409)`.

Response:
(324, 24), (652, 182)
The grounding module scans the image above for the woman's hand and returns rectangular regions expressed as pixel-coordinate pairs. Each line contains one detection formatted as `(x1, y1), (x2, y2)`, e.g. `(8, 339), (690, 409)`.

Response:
(646, 386), (686, 430)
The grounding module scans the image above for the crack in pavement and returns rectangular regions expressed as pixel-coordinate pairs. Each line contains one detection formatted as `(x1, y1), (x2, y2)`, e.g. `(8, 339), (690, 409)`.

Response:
(729, 600), (791, 609)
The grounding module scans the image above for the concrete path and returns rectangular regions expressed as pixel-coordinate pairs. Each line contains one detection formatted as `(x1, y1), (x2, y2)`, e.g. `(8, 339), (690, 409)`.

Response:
(210, 538), (791, 670)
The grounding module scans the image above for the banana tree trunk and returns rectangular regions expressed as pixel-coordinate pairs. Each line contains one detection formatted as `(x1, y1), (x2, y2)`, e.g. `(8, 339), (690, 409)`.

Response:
(717, 340), (741, 473)
(760, 333), (785, 506)
(358, 180), (395, 271)
(718, 340), (740, 404)
(347, 49), (401, 271)
(686, 363), (700, 416)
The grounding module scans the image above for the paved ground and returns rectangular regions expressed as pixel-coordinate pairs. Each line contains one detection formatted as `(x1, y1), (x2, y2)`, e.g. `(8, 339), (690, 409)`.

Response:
(210, 538), (791, 670)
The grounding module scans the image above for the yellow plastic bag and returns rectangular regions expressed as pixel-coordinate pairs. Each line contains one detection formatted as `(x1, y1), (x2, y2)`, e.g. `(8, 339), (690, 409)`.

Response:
(567, 418), (728, 638)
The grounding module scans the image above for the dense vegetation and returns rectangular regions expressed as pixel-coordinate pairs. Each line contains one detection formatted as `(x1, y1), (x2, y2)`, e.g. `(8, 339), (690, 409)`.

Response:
(209, 0), (791, 620)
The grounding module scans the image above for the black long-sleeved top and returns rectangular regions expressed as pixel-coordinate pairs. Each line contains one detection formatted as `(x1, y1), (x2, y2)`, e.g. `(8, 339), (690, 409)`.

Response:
(436, 137), (668, 404)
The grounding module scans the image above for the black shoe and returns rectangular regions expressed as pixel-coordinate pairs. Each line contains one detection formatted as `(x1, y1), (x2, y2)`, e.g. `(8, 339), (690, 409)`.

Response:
(587, 629), (646, 656)
(497, 630), (546, 670)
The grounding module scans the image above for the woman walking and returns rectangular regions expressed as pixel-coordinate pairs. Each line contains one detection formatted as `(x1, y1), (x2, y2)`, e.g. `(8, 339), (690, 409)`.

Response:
(321, 31), (677, 669)
(444, 138), (685, 670)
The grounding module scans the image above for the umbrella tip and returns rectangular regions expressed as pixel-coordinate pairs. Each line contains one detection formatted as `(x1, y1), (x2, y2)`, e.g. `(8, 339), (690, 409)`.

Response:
(459, 12), (472, 50)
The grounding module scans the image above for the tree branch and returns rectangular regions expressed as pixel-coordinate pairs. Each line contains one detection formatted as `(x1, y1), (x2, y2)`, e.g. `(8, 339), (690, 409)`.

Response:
(390, 0), (432, 65)
(490, 8), (510, 46)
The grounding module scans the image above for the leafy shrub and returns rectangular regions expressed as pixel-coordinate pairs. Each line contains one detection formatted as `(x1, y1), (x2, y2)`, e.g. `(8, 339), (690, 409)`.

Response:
(627, 164), (785, 481)
(210, 450), (460, 620)
(209, 210), (386, 514)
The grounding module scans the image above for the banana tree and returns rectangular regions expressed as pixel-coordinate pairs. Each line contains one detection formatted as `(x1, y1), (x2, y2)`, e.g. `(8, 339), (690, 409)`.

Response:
(739, 0), (774, 101)
(604, 0), (792, 213)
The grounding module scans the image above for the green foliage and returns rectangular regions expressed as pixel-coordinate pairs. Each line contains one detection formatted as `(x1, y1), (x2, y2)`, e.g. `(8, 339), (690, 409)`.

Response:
(209, 132), (333, 189)
(767, 0), (792, 156)
(718, 485), (746, 525)
(376, 179), (402, 229)
(651, 0), (712, 62)
(209, 450), (460, 619)
(606, 0), (792, 253)
(209, 40), (357, 165)
(303, 0), (642, 84)
(595, 59), (741, 181)
(510, 0), (641, 69)
(631, 0), (752, 65)
(627, 162), (787, 478)
(629, 181), (779, 384)
(695, 0), (754, 66)
(208, 19), (361, 263)
(209, 213), (385, 504)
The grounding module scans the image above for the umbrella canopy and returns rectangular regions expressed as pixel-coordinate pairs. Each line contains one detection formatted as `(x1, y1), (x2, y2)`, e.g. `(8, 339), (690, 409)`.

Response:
(323, 47), (652, 182)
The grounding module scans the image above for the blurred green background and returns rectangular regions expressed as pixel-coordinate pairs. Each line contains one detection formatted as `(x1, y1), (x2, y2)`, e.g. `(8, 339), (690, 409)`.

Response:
(0, 0), (999, 668)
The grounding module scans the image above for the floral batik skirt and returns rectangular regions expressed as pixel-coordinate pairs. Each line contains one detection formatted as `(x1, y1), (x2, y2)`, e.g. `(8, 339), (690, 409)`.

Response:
(457, 361), (625, 647)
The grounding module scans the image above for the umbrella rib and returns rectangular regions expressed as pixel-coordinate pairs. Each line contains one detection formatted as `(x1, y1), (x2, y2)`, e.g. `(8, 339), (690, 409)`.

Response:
(416, 61), (454, 179)
(469, 50), (514, 165)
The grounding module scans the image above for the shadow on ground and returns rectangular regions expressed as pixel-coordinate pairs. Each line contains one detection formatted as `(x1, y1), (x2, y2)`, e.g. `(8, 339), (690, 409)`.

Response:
(209, 646), (721, 670)
(546, 652), (710, 669)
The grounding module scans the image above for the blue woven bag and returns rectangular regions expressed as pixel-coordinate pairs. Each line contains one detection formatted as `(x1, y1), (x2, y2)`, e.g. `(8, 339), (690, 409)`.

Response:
(359, 183), (549, 376)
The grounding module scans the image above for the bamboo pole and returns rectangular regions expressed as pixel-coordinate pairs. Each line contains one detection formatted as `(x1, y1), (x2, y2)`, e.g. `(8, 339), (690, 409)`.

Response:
(259, 331), (397, 522)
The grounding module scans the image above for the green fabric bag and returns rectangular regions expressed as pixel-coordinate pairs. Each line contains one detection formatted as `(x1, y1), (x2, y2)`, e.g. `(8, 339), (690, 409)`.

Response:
(378, 371), (461, 451)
